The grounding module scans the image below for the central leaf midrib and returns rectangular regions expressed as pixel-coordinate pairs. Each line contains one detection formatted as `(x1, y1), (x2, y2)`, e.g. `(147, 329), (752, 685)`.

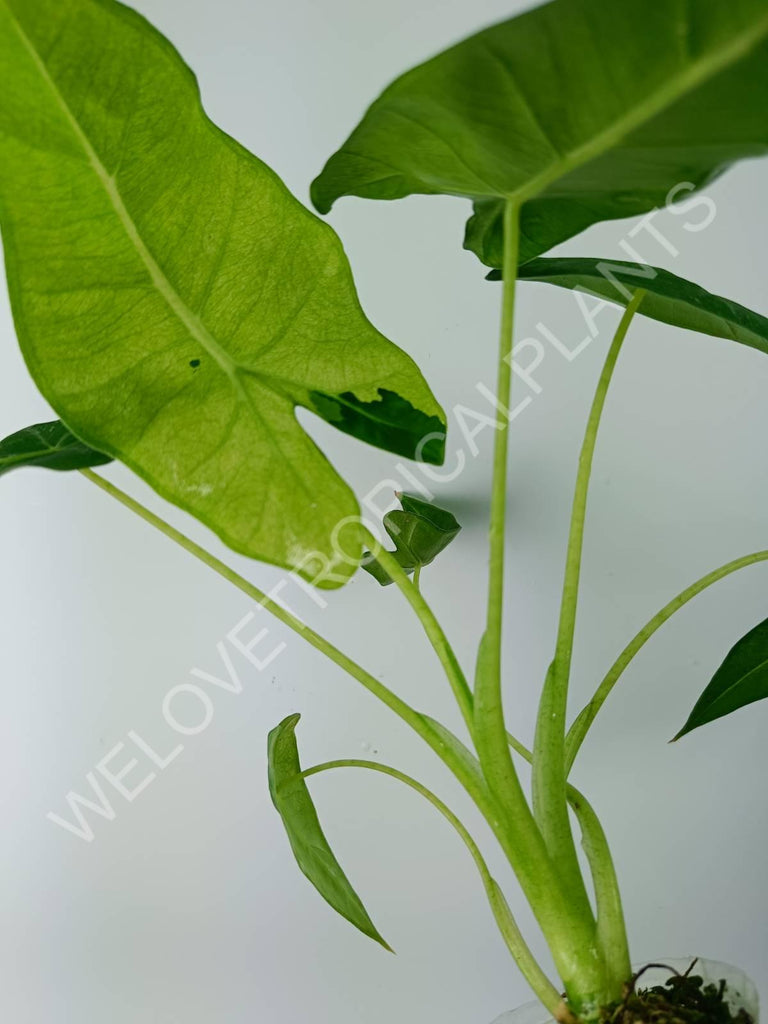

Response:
(708, 655), (768, 711)
(0, 448), (54, 468)
(509, 12), (768, 204)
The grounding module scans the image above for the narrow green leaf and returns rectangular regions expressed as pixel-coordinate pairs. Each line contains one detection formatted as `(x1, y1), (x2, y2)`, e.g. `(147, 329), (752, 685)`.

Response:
(0, 0), (445, 587)
(362, 492), (460, 586)
(674, 617), (768, 739)
(497, 258), (768, 358)
(267, 714), (391, 949)
(311, 0), (768, 267)
(0, 420), (111, 477)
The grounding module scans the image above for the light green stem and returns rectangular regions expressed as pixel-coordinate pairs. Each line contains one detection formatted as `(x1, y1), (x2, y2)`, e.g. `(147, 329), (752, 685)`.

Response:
(81, 468), (586, 983)
(475, 198), (525, 811)
(363, 528), (474, 735)
(566, 789), (630, 989)
(301, 758), (562, 1017)
(80, 469), (482, 808)
(565, 548), (768, 773)
(81, 468), (604, 1003)
(507, 732), (630, 993)
(467, 202), (609, 1014)
(412, 564), (422, 592)
(532, 292), (645, 923)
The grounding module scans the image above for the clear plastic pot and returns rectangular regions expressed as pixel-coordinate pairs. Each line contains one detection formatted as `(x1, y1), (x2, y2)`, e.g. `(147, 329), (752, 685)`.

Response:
(490, 959), (759, 1024)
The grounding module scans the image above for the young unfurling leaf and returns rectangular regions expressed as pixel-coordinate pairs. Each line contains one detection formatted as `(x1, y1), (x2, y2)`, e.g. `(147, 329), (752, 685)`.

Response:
(363, 493), (460, 586)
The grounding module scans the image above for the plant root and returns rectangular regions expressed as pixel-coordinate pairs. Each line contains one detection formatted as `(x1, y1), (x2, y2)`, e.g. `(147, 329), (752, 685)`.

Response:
(596, 961), (754, 1024)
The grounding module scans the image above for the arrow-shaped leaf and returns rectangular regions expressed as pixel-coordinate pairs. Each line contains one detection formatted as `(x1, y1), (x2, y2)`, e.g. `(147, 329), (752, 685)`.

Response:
(495, 258), (768, 358)
(675, 617), (768, 739)
(311, 0), (768, 268)
(267, 714), (391, 949)
(0, 420), (111, 477)
(0, 0), (445, 587)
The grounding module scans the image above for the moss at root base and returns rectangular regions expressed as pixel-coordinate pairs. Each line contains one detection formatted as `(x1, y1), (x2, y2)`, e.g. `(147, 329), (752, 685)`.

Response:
(595, 963), (754, 1024)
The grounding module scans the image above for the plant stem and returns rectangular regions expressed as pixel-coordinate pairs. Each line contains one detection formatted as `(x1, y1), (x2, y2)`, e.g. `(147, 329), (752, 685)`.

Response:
(81, 470), (612, 1011)
(475, 198), (523, 808)
(81, 468), (607, 1007)
(507, 732), (631, 995)
(473, 199), (534, 820)
(468, 202), (609, 1015)
(565, 548), (768, 772)
(532, 292), (645, 920)
(566, 789), (630, 991)
(301, 758), (563, 1017)
(412, 564), (422, 592)
(79, 469), (481, 805)
(469, 195), (552, 924)
(364, 528), (474, 735)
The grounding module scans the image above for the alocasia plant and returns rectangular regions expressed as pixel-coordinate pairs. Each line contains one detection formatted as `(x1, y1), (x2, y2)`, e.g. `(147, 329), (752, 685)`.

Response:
(2, 0), (768, 1021)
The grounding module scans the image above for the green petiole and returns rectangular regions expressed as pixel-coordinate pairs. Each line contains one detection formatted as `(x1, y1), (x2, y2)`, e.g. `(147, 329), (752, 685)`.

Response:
(565, 549), (768, 772)
(532, 292), (645, 924)
(300, 758), (563, 1016)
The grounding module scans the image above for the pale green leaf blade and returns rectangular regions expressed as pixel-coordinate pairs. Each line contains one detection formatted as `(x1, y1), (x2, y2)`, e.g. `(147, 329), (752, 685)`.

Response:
(0, 419), (111, 477)
(674, 617), (768, 739)
(267, 714), (391, 950)
(503, 257), (768, 357)
(311, 0), (768, 266)
(0, 0), (445, 586)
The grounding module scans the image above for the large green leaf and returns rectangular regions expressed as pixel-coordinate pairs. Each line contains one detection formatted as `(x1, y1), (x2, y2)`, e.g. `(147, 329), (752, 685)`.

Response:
(0, 0), (445, 586)
(267, 714), (391, 950)
(675, 617), (768, 739)
(496, 258), (768, 357)
(311, 0), (768, 268)
(0, 420), (111, 477)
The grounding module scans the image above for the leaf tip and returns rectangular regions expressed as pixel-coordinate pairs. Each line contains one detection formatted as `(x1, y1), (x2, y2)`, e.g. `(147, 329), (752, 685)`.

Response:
(271, 711), (301, 739)
(309, 177), (334, 216)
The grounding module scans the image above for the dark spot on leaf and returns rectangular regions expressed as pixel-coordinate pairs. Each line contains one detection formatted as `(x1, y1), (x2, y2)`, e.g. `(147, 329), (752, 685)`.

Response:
(189, 358), (201, 368)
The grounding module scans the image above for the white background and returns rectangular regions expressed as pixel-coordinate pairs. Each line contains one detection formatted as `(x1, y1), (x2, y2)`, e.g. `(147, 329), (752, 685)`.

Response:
(1, 1), (767, 1021)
